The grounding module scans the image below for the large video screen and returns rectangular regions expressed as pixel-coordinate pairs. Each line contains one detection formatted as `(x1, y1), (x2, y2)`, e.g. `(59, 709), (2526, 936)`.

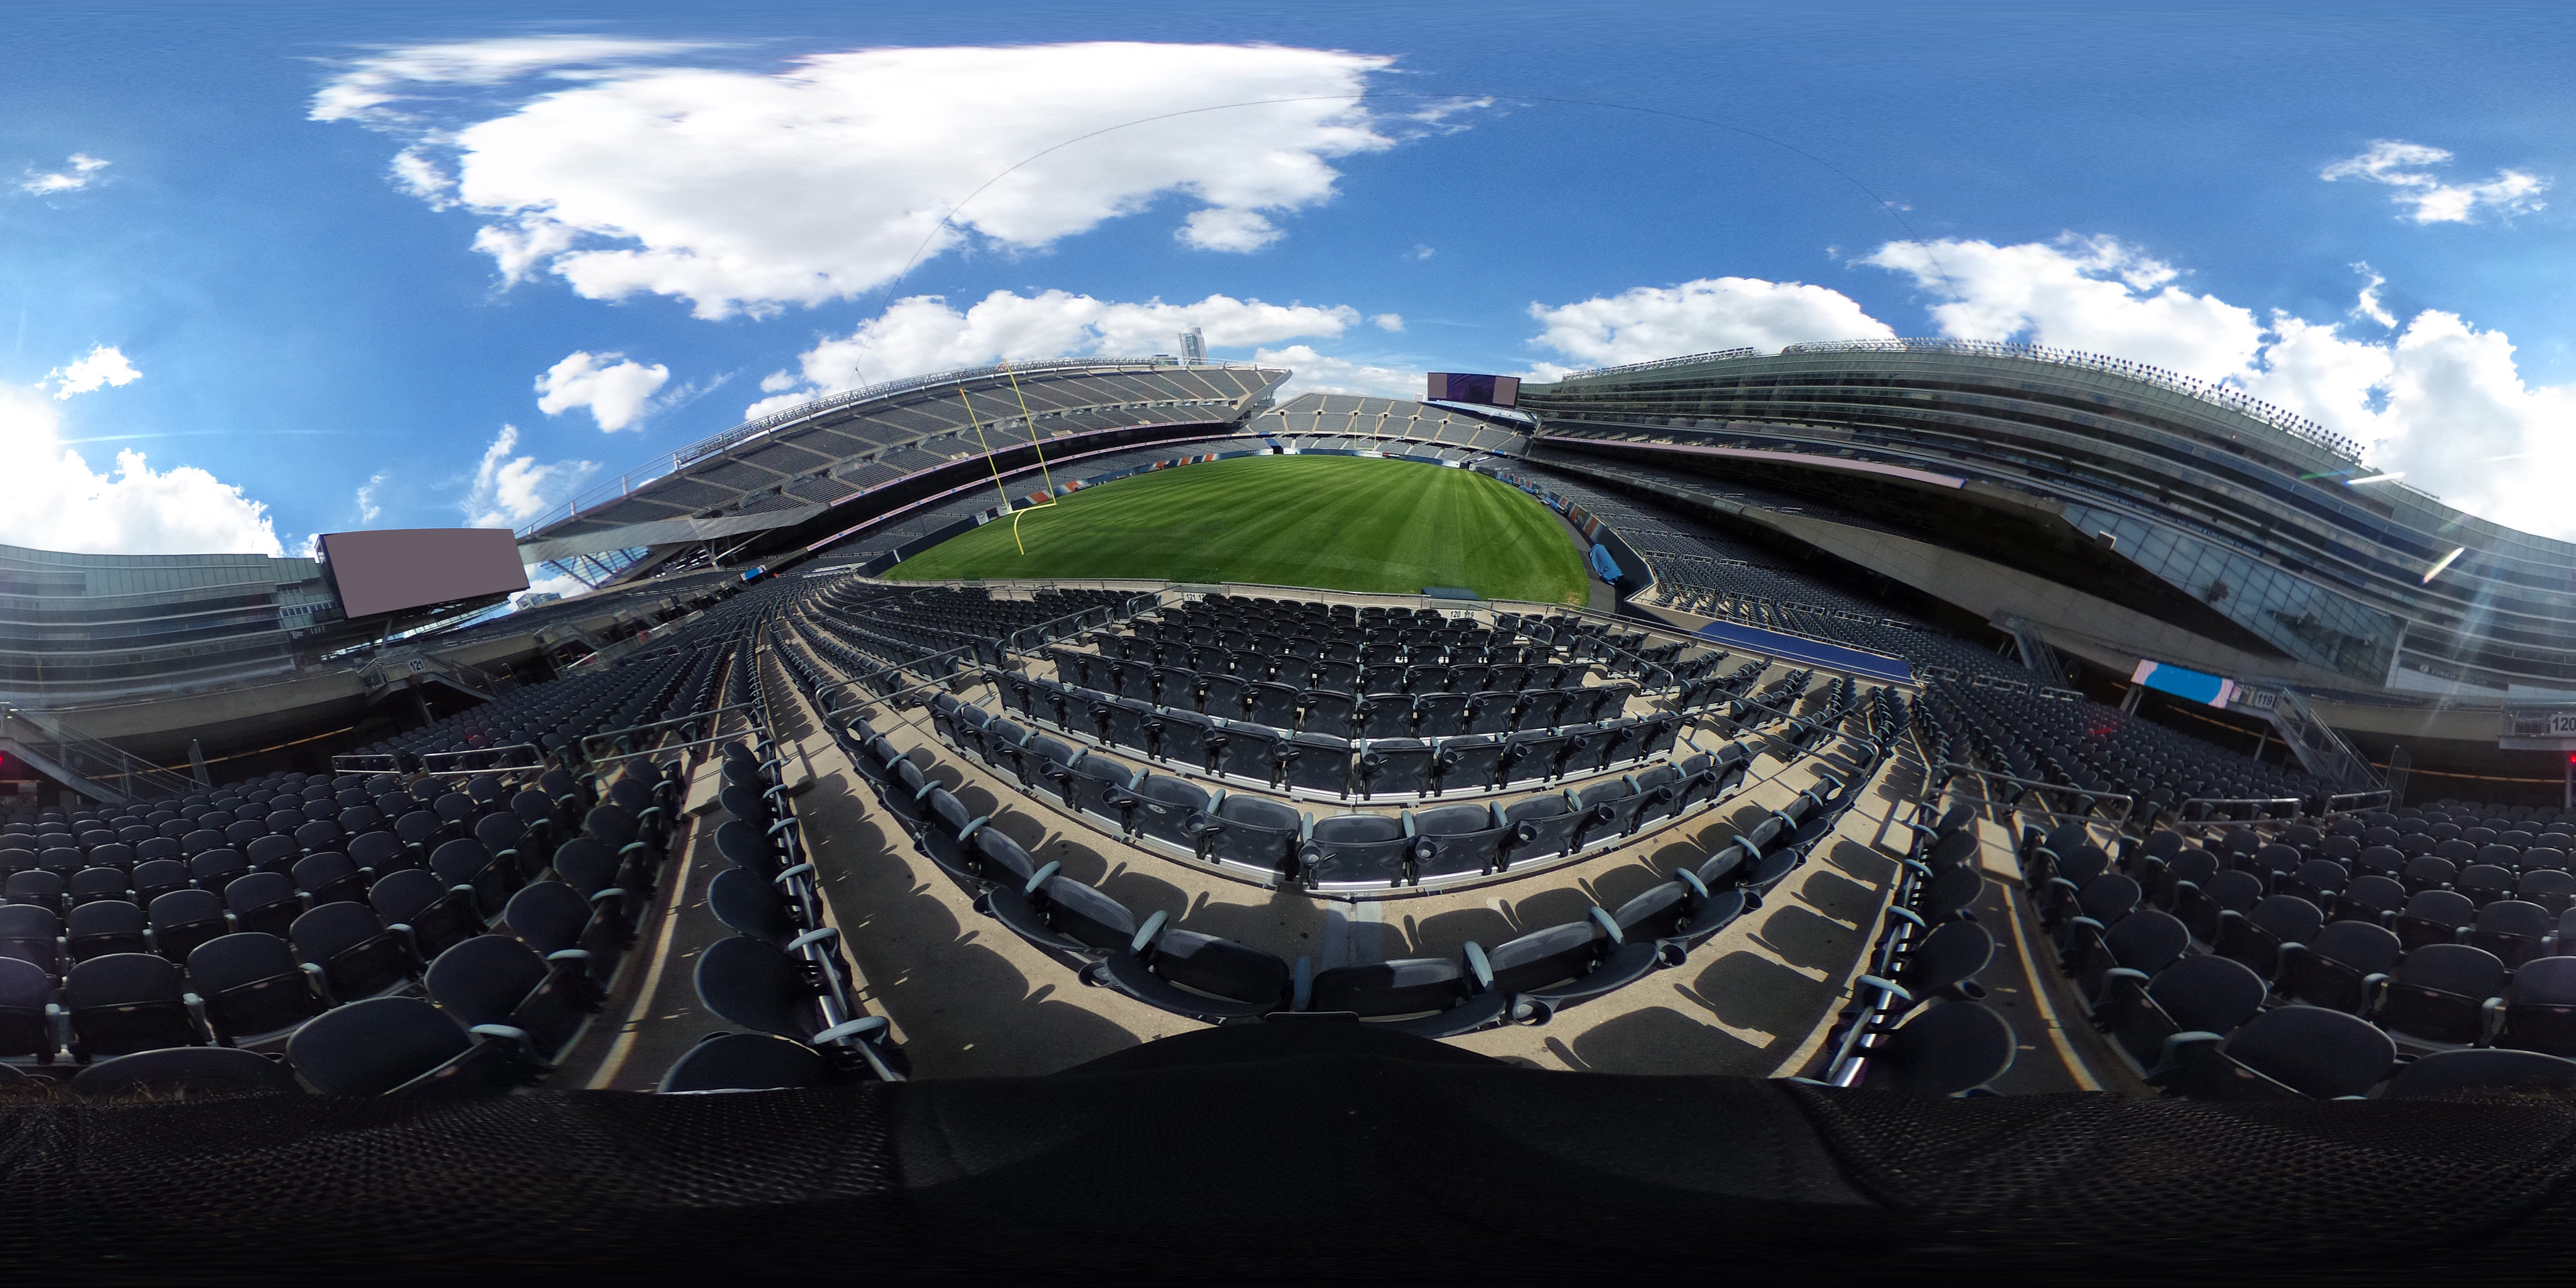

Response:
(1426, 372), (1521, 408)
(2131, 658), (2237, 709)
(321, 528), (528, 619)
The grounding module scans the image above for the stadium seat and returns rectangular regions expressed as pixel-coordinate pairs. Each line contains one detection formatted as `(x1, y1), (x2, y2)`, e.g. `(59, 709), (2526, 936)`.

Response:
(1090, 923), (1292, 1023)
(2385, 1048), (2576, 1099)
(426, 934), (597, 1058)
(69, 1045), (303, 1097)
(2377, 943), (2509, 1046)
(2275, 918), (2402, 1013)
(1302, 813), (1410, 891)
(2096, 952), (2267, 1072)
(65, 952), (204, 1060)
(286, 996), (534, 1097)
(1357, 738), (1433, 798)
(370, 867), (482, 960)
(290, 901), (417, 1002)
(187, 932), (328, 1045)
(657, 1031), (840, 1093)
(1855, 1001), (2016, 1096)
(2166, 1005), (2395, 1100)
(1409, 802), (1508, 882)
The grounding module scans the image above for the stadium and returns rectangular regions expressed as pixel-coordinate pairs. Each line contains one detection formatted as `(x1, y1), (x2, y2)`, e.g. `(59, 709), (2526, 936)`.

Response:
(14, 338), (2576, 1273)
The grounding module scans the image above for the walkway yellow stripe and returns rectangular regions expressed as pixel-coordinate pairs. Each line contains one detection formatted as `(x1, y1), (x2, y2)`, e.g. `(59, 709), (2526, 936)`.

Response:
(1995, 850), (2102, 1092)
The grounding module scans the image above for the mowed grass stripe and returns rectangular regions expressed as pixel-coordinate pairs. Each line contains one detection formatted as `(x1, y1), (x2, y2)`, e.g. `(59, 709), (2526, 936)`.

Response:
(884, 455), (1589, 604)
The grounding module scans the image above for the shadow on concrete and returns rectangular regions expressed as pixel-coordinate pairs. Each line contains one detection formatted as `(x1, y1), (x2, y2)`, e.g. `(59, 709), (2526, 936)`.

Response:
(1571, 1003), (1770, 1075)
(1747, 904), (1857, 976)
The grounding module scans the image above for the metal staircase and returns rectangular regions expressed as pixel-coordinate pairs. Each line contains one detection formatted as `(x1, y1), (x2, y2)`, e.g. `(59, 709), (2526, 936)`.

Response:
(2250, 685), (2383, 793)
(0, 708), (201, 808)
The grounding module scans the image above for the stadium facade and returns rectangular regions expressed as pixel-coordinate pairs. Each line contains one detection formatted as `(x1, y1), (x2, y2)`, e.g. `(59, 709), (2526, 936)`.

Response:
(1506, 339), (2576, 772)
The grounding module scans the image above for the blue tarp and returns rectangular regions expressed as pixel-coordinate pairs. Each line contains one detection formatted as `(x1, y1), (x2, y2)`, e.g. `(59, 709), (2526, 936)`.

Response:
(1693, 619), (1916, 684)
(1588, 545), (1621, 582)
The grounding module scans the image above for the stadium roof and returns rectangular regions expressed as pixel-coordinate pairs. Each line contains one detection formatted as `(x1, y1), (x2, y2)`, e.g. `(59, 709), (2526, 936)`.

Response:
(516, 357), (1287, 564)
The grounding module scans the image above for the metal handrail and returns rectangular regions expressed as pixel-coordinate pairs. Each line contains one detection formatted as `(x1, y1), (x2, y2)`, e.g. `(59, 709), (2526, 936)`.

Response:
(577, 703), (765, 753)
(2174, 794), (2307, 823)
(1929, 762), (2136, 830)
(330, 743), (547, 780)
(1539, 336), (2363, 462)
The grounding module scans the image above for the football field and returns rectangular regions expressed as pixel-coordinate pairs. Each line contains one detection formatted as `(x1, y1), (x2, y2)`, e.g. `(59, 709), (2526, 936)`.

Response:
(884, 454), (1590, 604)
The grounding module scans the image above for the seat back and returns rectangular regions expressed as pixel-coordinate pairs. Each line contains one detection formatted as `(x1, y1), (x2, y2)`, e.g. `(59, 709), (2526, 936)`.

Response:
(285, 996), (477, 1096)
(1857, 1001), (2016, 1096)
(2220, 1006), (2396, 1099)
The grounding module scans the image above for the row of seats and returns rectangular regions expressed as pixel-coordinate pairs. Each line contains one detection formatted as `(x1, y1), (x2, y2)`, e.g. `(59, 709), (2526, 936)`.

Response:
(2022, 818), (2576, 1098)
(659, 730), (902, 1092)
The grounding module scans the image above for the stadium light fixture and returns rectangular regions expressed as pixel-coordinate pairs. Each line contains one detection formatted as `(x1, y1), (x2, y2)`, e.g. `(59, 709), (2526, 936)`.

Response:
(2345, 471), (2404, 486)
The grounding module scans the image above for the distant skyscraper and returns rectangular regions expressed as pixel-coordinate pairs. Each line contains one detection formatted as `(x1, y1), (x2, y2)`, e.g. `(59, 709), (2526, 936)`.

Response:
(1179, 327), (1206, 365)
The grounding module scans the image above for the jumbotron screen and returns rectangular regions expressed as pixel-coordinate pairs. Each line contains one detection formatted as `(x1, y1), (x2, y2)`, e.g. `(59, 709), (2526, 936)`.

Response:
(1427, 372), (1520, 408)
(320, 528), (529, 619)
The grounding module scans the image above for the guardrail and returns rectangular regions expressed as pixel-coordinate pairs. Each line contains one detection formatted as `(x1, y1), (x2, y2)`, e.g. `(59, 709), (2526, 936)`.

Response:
(330, 743), (547, 780)
(2, 707), (203, 804)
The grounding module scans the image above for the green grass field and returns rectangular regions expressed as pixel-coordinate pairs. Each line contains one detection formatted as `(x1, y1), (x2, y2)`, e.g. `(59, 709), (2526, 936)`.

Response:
(885, 454), (1590, 604)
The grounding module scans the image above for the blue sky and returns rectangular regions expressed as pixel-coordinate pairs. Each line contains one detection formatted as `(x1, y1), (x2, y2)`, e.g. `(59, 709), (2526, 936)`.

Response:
(5, 1), (2575, 575)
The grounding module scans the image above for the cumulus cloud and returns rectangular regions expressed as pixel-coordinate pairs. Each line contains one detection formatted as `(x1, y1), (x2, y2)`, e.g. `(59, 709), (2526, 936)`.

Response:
(0, 388), (285, 555)
(2350, 262), (2397, 329)
(514, 565), (592, 607)
(533, 350), (670, 431)
(355, 471), (389, 522)
(754, 289), (1358, 413)
(463, 425), (596, 528)
(1526, 276), (1893, 376)
(319, 40), (1441, 318)
(309, 36), (713, 125)
(2321, 140), (2549, 224)
(1371, 313), (1404, 331)
(45, 344), (141, 399)
(1860, 235), (2264, 381)
(2241, 310), (2576, 539)
(18, 153), (108, 196)
(1856, 233), (2576, 538)
(1252, 345), (1423, 400)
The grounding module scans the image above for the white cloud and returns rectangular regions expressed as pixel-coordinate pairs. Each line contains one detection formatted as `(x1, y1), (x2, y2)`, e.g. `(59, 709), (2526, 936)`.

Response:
(1860, 235), (2264, 382)
(1850, 233), (2576, 538)
(1371, 313), (1404, 332)
(464, 424), (597, 528)
(2241, 309), (2576, 539)
(533, 350), (670, 431)
(1526, 276), (1894, 373)
(308, 36), (714, 125)
(18, 153), (108, 196)
(1406, 244), (1434, 260)
(760, 289), (1358, 411)
(757, 369), (799, 393)
(45, 344), (142, 399)
(1252, 345), (1423, 401)
(514, 565), (592, 607)
(355, 471), (389, 522)
(0, 387), (285, 555)
(740, 392), (812, 421)
(389, 148), (455, 208)
(2321, 140), (2549, 224)
(2350, 262), (2397, 329)
(319, 40), (1438, 318)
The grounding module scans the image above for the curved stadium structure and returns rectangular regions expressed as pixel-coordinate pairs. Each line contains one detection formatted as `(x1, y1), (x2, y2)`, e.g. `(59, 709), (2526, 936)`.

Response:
(12, 343), (2576, 1275)
(1507, 338), (2576, 790)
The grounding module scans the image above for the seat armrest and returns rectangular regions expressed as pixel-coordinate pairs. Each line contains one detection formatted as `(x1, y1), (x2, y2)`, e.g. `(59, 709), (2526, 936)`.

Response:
(1853, 974), (1913, 1003)
(2146, 1030), (2226, 1083)
(1128, 909), (1171, 957)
